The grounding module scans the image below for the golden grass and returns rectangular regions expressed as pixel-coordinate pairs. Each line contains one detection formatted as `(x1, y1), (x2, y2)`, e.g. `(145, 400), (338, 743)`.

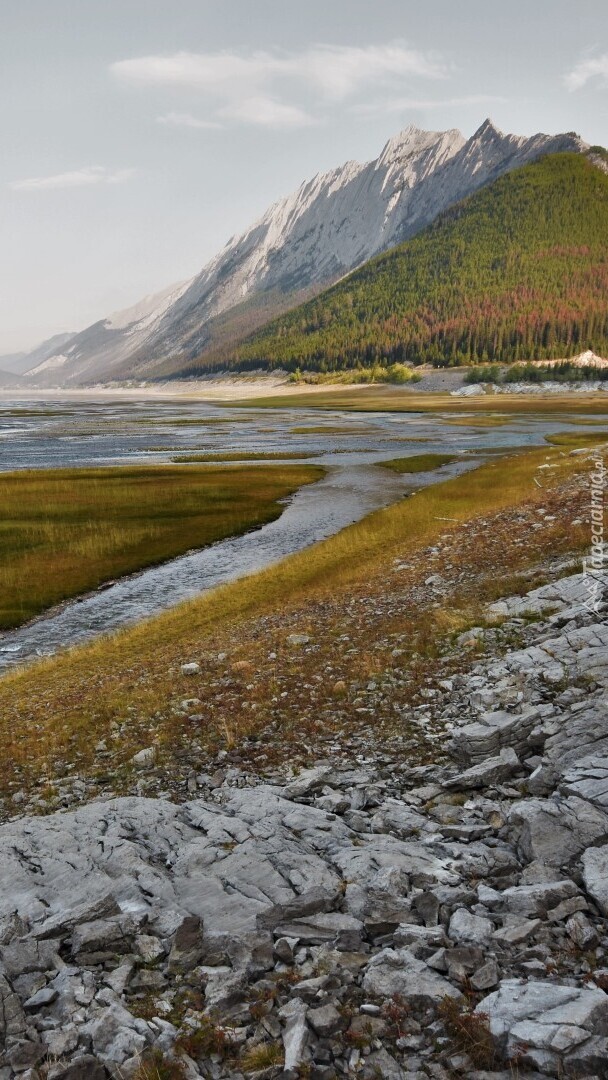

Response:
(289, 424), (372, 435)
(440, 414), (512, 427)
(0, 464), (322, 628)
(376, 453), (459, 474)
(545, 431), (608, 446)
(224, 385), (608, 415)
(170, 451), (317, 463)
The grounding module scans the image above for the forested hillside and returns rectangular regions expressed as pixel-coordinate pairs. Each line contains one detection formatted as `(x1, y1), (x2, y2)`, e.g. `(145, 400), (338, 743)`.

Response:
(208, 153), (608, 373)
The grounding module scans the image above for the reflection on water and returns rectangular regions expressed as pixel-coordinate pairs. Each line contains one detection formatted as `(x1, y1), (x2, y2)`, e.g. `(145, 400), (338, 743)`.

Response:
(0, 395), (603, 670)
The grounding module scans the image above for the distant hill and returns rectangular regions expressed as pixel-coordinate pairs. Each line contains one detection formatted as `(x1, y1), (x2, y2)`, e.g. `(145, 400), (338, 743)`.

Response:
(0, 368), (26, 388)
(217, 153), (608, 373)
(2, 333), (75, 376)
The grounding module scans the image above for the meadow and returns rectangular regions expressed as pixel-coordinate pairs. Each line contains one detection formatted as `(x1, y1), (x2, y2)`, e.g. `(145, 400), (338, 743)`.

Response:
(170, 451), (316, 463)
(376, 453), (459, 473)
(0, 463), (322, 629)
(223, 386), (608, 416)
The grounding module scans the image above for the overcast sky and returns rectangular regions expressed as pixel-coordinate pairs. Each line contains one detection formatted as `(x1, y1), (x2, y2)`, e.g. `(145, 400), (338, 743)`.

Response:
(1, 0), (607, 353)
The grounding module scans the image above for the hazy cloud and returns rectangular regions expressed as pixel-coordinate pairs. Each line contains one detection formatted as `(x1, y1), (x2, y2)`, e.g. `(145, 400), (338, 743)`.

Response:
(156, 111), (223, 129)
(111, 41), (449, 129)
(353, 93), (507, 116)
(565, 53), (608, 90)
(219, 96), (318, 129)
(10, 166), (135, 192)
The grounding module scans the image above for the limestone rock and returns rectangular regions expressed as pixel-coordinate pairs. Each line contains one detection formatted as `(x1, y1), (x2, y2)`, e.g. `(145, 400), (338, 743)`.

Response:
(478, 980), (608, 1076)
(362, 948), (462, 1004)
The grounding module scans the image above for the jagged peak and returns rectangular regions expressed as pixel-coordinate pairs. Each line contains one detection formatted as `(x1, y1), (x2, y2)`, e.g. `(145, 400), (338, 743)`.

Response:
(377, 124), (463, 167)
(471, 117), (505, 141)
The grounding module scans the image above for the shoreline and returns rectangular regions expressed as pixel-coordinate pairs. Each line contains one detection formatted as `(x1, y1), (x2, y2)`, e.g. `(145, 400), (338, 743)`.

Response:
(2, 372), (608, 405)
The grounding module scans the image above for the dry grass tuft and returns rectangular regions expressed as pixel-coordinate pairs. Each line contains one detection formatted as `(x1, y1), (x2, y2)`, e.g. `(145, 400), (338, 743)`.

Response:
(439, 996), (497, 1069)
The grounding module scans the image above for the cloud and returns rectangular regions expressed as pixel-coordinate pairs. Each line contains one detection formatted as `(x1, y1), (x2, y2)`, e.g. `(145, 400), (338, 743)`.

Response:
(353, 93), (507, 116)
(565, 53), (608, 91)
(9, 166), (135, 192)
(219, 96), (317, 129)
(111, 41), (449, 129)
(156, 111), (223, 130)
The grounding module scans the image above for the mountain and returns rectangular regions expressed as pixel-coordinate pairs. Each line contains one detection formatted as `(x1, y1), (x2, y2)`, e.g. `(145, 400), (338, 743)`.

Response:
(0, 367), (26, 388)
(4, 333), (75, 376)
(25, 120), (588, 386)
(226, 153), (608, 371)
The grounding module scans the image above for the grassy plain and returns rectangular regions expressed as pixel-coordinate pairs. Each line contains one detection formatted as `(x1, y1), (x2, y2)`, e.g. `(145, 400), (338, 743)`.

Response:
(0, 464), (322, 629)
(545, 431), (608, 446)
(170, 451), (317, 463)
(0, 437), (603, 803)
(376, 453), (459, 473)
(224, 386), (608, 415)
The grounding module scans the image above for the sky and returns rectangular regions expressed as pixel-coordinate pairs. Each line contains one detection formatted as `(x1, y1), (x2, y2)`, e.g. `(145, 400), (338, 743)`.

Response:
(1, 0), (607, 354)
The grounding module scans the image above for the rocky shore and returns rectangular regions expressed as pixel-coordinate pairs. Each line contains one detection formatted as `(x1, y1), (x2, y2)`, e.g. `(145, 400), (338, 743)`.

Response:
(1, 568), (607, 1080)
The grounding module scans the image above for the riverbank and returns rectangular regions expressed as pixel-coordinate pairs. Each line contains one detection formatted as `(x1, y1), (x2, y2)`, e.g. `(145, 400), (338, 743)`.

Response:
(3, 367), (608, 406)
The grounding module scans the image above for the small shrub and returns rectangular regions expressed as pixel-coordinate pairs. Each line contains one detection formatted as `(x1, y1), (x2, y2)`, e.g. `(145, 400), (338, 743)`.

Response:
(239, 1041), (285, 1072)
(439, 996), (497, 1069)
(382, 994), (411, 1039)
(132, 1049), (187, 1080)
(175, 1015), (233, 1060)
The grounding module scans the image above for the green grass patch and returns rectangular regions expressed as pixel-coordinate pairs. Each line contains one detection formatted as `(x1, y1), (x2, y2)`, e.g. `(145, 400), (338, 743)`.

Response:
(0, 464), (323, 629)
(545, 432), (608, 446)
(376, 453), (459, 473)
(224, 386), (608, 416)
(441, 414), (512, 427)
(171, 452), (317, 463)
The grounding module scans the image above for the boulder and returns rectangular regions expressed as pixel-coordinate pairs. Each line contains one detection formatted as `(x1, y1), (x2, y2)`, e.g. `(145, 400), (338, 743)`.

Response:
(449, 908), (493, 948)
(477, 979), (608, 1076)
(278, 998), (309, 1071)
(508, 797), (608, 867)
(444, 748), (520, 790)
(581, 845), (608, 916)
(362, 948), (462, 1005)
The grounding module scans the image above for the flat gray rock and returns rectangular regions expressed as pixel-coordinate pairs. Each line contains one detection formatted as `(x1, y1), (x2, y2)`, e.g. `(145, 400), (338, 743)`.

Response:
(362, 947), (461, 1004)
(478, 979), (608, 1076)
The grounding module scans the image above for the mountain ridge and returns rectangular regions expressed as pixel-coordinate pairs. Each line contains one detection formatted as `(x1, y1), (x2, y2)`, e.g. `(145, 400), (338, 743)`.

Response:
(23, 120), (588, 386)
(223, 152), (608, 372)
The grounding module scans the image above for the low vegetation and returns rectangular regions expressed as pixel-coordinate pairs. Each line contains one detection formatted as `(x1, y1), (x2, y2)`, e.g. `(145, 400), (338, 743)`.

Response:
(545, 431), (608, 446)
(289, 361), (421, 385)
(466, 360), (608, 385)
(224, 385), (608, 415)
(0, 464), (322, 628)
(376, 453), (459, 473)
(439, 998), (497, 1070)
(170, 451), (316, 463)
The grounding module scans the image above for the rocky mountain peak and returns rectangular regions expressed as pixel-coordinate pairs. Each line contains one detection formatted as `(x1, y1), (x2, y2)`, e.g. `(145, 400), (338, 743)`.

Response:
(472, 117), (505, 140)
(376, 124), (464, 168)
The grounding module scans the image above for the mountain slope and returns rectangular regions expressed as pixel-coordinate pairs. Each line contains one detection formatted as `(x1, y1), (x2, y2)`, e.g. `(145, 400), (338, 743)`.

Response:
(24, 120), (587, 386)
(0, 333), (74, 376)
(222, 153), (608, 372)
(0, 368), (26, 388)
